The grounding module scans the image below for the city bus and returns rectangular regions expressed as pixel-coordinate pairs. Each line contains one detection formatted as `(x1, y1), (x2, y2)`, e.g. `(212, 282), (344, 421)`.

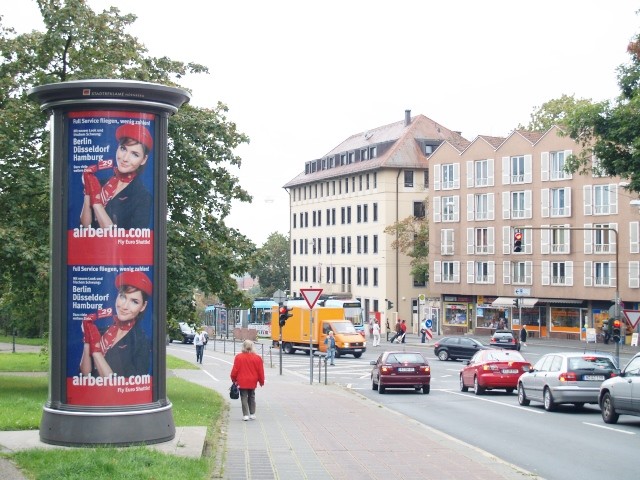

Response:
(248, 299), (278, 337)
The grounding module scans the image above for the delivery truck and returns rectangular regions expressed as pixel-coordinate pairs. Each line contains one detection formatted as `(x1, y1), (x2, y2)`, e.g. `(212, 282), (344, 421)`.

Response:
(271, 306), (366, 358)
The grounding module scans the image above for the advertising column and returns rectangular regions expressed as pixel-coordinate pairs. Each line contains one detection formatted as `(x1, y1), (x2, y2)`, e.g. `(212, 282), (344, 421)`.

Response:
(29, 80), (190, 446)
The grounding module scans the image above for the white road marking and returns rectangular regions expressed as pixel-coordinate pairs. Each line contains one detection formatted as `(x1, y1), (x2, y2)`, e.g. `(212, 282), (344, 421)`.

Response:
(443, 390), (545, 414)
(583, 422), (636, 435)
(201, 369), (220, 382)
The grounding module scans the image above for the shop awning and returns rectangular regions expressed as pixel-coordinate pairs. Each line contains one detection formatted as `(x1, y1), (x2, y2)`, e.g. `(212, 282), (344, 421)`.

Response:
(491, 297), (539, 307)
(538, 298), (584, 304)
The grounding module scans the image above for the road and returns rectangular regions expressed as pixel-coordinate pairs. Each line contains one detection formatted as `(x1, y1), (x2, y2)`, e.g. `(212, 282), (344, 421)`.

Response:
(169, 339), (640, 480)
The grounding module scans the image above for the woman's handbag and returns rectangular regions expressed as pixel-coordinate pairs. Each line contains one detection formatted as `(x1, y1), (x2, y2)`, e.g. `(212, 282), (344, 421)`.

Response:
(229, 382), (239, 400)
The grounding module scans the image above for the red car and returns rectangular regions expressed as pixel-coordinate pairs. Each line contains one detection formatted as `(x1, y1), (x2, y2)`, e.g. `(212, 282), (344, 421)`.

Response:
(371, 351), (431, 394)
(460, 349), (531, 395)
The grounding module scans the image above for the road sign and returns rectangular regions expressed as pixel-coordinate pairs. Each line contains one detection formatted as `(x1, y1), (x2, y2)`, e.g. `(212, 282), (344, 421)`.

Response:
(623, 310), (640, 329)
(300, 288), (323, 309)
(514, 288), (530, 296)
(425, 319), (433, 329)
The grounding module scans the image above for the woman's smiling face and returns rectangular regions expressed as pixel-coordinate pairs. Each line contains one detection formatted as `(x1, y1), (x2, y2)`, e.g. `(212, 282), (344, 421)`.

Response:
(115, 288), (147, 322)
(116, 140), (148, 174)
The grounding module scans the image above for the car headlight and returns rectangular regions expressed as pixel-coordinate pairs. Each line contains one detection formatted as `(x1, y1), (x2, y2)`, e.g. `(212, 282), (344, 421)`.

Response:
(344, 343), (350, 347)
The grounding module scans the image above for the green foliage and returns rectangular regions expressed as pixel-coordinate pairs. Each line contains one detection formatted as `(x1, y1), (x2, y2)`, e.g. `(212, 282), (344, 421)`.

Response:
(0, 375), (47, 430)
(13, 447), (210, 480)
(0, 0), (256, 334)
(520, 94), (594, 132)
(529, 20), (640, 192)
(384, 205), (429, 285)
(249, 232), (290, 297)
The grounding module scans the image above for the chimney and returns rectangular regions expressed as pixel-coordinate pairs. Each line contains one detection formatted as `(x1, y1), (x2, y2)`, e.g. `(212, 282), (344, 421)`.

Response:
(404, 109), (411, 126)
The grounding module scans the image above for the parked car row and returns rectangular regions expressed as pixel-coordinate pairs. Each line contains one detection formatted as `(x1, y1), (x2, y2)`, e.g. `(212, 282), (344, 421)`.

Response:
(436, 334), (640, 425)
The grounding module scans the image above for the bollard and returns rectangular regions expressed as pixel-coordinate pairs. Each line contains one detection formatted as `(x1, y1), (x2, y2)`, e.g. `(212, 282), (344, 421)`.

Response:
(324, 355), (328, 385)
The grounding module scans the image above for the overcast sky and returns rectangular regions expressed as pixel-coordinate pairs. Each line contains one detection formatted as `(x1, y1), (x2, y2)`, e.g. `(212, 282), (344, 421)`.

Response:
(5, 1), (639, 246)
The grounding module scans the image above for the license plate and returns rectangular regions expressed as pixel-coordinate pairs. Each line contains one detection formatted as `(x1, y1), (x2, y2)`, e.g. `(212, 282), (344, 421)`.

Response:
(499, 339), (508, 342)
(502, 369), (518, 374)
(398, 367), (414, 372)
(583, 375), (605, 381)
(353, 349), (362, 352)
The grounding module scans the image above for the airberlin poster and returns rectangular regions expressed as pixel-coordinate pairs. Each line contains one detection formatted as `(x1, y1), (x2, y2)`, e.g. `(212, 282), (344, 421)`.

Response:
(65, 110), (155, 406)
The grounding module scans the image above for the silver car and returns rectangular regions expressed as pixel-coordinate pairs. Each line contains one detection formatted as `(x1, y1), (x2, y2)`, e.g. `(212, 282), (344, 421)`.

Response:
(517, 352), (618, 411)
(599, 352), (640, 424)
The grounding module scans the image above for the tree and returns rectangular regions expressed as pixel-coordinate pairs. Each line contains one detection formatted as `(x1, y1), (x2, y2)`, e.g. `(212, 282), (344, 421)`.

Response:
(519, 94), (594, 132)
(0, 0), (256, 335)
(249, 232), (290, 298)
(384, 203), (429, 285)
(530, 22), (640, 191)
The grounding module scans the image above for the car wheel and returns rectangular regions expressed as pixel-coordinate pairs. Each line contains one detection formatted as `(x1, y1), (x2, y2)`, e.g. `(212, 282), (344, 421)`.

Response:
(437, 350), (449, 361)
(283, 343), (294, 354)
(517, 383), (530, 406)
(543, 387), (557, 412)
(372, 377), (378, 391)
(354, 353), (363, 359)
(473, 376), (485, 395)
(379, 384), (386, 394)
(506, 388), (514, 394)
(601, 392), (619, 424)
(459, 375), (468, 392)
(423, 384), (430, 394)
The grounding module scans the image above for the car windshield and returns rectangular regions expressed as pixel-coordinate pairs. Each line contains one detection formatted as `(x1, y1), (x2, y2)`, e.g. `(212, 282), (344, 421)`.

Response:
(569, 356), (616, 371)
(493, 333), (513, 339)
(385, 353), (425, 364)
(331, 322), (357, 334)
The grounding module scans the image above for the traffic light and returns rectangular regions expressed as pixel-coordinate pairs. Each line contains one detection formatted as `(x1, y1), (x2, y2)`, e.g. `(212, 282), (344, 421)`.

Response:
(612, 319), (621, 343)
(513, 229), (523, 252)
(279, 306), (293, 328)
(386, 299), (394, 310)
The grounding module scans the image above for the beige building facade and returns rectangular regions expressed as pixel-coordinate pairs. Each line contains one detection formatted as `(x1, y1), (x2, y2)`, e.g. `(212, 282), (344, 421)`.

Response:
(283, 112), (464, 333)
(428, 126), (640, 340)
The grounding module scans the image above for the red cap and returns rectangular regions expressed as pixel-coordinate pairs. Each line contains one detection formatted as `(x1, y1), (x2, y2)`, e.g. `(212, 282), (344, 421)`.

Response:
(115, 271), (152, 296)
(115, 124), (153, 152)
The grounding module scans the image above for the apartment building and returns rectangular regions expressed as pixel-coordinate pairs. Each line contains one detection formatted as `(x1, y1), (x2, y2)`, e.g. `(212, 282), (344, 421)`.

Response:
(283, 111), (467, 332)
(428, 126), (640, 340)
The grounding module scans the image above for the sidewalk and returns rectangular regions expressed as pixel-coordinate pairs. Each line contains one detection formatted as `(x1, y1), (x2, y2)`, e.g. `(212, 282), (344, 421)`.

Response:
(4, 333), (631, 479)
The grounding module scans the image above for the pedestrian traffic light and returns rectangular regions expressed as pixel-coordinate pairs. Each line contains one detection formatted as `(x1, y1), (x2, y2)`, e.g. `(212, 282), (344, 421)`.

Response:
(513, 230), (523, 253)
(386, 299), (394, 310)
(279, 306), (293, 328)
(612, 319), (621, 343)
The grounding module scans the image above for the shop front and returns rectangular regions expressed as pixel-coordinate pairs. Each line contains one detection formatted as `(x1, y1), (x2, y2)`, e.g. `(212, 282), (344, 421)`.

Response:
(442, 296), (474, 335)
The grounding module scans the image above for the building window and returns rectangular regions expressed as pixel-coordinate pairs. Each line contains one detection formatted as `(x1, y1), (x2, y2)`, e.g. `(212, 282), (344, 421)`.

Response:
(551, 226), (569, 253)
(363, 268), (368, 286)
(552, 262), (566, 285)
(293, 240), (297, 255)
(550, 151), (568, 180)
(441, 229), (454, 255)
(347, 206), (352, 224)
(373, 235), (378, 254)
(475, 262), (490, 283)
(413, 273), (426, 287)
(359, 175), (363, 191)
(348, 152), (355, 164)
(550, 188), (569, 216)
(347, 237), (351, 254)
(512, 262), (530, 284)
(293, 266), (296, 281)
(593, 224), (613, 253)
(363, 235), (368, 254)
(366, 174), (370, 189)
(341, 237), (345, 254)
(475, 159), (489, 187)
(293, 214), (297, 229)
(442, 164), (455, 189)
(414, 201), (426, 218)
(474, 194), (489, 220)
(357, 205), (362, 223)
(360, 148), (369, 160)
(424, 170), (429, 189)
(345, 177), (349, 193)
(373, 267), (378, 286)
(404, 170), (414, 187)
(511, 156), (525, 183)
(511, 191), (525, 219)
(475, 228), (489, 254)
(363, 204), (368, 222)
(341, 207), (345, 224)
(373, 172), (377, 188)
(356, 236), (361, 254)
(594, 262), (611, 286)
(594, 185), (613, 215)
(425, 144), (433, 155)
(442, 196), (456, 222)
(442, 262), (455, 282)
(373, 203), (378, 221)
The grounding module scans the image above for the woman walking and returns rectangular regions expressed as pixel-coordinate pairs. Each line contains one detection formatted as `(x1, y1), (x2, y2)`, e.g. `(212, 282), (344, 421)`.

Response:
(230, 340), (265, 421)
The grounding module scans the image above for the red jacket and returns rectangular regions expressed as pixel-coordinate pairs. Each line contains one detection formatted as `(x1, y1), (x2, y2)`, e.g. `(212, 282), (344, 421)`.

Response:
(230, 352), (265, 389)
